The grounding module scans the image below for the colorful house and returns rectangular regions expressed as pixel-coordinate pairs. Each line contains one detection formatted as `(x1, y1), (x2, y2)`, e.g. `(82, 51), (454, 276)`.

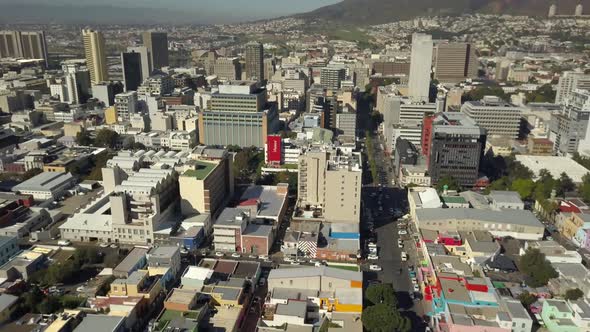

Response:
(540, 299), (579, 332)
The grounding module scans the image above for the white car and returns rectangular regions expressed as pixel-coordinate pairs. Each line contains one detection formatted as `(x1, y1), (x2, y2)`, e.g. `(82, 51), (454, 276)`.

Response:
(398, 230), (408, 235)
(58, 240), (71, 246)
(369, 265), (382, 271)
(401, 252), (408, 262)
(398, 240), (403, 248)
(290, 261), (301, 265)
(258, 255), (269, 260)
(248, 254), (258, 259)
(309, 259), (319, 264)
(413, 284), (420, 292)
(411, 277), (418, 284)
(180, 249), (189, 255)
(99, 242), (109, 248)
(215, 252), (224, 257)
(231, 253), (241, 258)
(284, 256), (294, 262)
(368, 254), (379, 260)
(109, 244), (118, 249)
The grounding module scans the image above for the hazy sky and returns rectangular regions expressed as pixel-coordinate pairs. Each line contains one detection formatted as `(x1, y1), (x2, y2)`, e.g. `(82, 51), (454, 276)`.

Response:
(1, 0), (342, 22)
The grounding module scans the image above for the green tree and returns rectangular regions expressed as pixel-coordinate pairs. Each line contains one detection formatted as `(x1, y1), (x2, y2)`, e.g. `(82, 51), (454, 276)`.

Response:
(462, 86), (507, 102)
(557, 172), (575, 198)
(94, 128), (119, 148)
(511, 178), (535, 200)
(37, 296), (61, 314)
(525, 84), (556, 103)
(75, 129), (94, 146)
(22, 168), (43, 181)
(519, 248), (558, 287)
(365, 283), (397, 307)
(533, 169), (556, 201)
(518, 291), (537, 307)
(436, 175), (461, 192)
(361, 303), (398, 332)
(580, 174), (590, 203)
(60, 295), (86, 309)
(485, 177), (509, 194)
(565, 288), (584, 301)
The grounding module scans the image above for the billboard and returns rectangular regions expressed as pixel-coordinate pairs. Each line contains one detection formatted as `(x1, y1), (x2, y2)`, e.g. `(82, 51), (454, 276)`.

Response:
(267, 135), (282, 164)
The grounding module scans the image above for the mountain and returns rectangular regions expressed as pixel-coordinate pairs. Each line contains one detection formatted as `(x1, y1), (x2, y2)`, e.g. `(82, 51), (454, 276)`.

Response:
(299, 0), (590, 25)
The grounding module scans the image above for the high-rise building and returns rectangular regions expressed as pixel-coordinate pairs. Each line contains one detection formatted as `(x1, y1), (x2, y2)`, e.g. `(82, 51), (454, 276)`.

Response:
(114, 91), (138, 121)
(127, 46), (152, 81)
(82, 29), (108, 84)
(548, 4), (557, 17)
(432, 42), (479, 83)
(0, 30), (48, 66)
(198, 81), (279, 148)
(461, 96), (523, 138)
(264, 57), (275, 81)
(556, 71), (590, 104)
(320, 67), (346, 90)
(245, 41), (264, 82)
(425, 112), (486, 187)
(121, 51), (143, 92)
(550, 89), (590, 156)
(213, 57), (241, 81)
(297, 149), (362, 224)
(575, 4), (584, 16)
(408, 33), (433, 103)
(142, 31), (168, 69)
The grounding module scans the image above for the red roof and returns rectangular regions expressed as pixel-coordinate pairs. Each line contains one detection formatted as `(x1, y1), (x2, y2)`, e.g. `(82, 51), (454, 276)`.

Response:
(238, 198), (258, 206)
(559, 201), (582, 213)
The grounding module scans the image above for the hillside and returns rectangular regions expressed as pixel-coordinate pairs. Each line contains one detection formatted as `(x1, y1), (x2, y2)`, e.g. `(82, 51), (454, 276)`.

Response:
(299, 0), (590, 25)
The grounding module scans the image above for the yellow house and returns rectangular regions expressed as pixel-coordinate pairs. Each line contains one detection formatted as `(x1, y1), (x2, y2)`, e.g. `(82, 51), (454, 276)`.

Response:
(110, 270), (162, 303)
(561, 213), (590, 240)
(319, 288), (362, 313)
(105, 106), (117, 124)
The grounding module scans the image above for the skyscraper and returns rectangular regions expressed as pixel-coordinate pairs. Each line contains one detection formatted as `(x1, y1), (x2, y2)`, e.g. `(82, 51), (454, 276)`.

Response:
(142, 31), (168, 69)
(82, 29), (108, 84)
(432, 42), (479, 83)
(0, 30), (48, 66)
(320, 67), (346, 90)
(408, 33), (433, 103)
(127, 46), (152, 81)
(121, 51), (143, 92)
(245, 41), (264, 82)
(556, 71), (590, 104)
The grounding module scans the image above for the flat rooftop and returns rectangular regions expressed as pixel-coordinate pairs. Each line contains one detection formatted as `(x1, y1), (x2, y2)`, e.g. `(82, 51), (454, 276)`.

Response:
(416, 208), (543, 228)
(182, 160), (217, 180)
(515, 155), (589, 183)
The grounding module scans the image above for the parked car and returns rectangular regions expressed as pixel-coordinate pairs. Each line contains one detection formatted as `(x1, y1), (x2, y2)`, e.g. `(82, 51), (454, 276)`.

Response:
(368, 254), (379, 260)
(215, 252), (224, 257)
(369, 265), (382, 271)
(401, 252), (408, 262)
(58, 240), (71, 246)
(398, 230), (408, 235)
(231, 253), (241, 258)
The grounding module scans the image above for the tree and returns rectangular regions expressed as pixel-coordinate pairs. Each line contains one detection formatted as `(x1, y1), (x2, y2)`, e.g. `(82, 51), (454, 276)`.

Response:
(22, 168), (43, 181)
(362, 304), (398, 332)
(580, 174), (590, 203)
(511, 178), (535, 200)
(518, 291), (537, 307)
(94, 128), (119, 148)
(436, 176), (460, 192)
(533, 169), (556, 201)
(485, 177), (509, 194)
(75, 129), (93, 146)
(462, 86), (507, 102)
(519, 248), (558, 287)
(365, 283), (397, 307)
(557, 172), (575, 198)
(525, 84), (557, 103)
(565, 288), (584, 301)
(37, 296), (61, 314)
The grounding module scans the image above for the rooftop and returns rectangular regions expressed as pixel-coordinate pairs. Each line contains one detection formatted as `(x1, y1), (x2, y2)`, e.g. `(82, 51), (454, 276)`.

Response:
(182, 266), (214, 281)
(239, 185), (287, 219)
(243, 224), (273, 237)
(182, 160), (218, 180)
(73, 314), (124, 332)
(13, 172), (73, 192)
(489, 191), (524, 205)
(276, 300), (307, 318)
(268, 266), (362, 282)
(416, 208), (543, 228)
(166, 288), (198, 306)
(515, 155), (589, 183)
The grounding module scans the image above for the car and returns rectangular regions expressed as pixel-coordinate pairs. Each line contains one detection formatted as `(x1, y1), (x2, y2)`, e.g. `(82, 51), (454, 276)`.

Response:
(397, 239), (403, 248)
(367, 279), (382, 285)
(284, 256), (294, 262)
(411, 277), (418, 284)
(547, 236), (554, 241)
(258, 278), (266, 286)
(314, 262), (322, 267)
(76, 286), (85, 293)
(258, 255), (269, 260)
(215, 252), (224, 257)
(231, 253), (241, 258)
(109, 244), (118, 249)
(369, 265), (382, 271)
(398, 230), (408, 235)
(413, 284), (420, 292)
(378, 206), (383, 211)
(58, 240), (71, 246)
(401, 252), (408, 262)
(368, 254), (379, 260)
(180, 249), (189, 255)
(99, 242), (109, 248)
(290, 261), (300, 265)
(28, 238), (38, 243)
(248, 254), (258, 259)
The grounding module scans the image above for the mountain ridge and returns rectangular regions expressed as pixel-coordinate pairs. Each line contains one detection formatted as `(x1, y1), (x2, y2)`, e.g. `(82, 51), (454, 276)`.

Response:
(298, 0), (590, 25)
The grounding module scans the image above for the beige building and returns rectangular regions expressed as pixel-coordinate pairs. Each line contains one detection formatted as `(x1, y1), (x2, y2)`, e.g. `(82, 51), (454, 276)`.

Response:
(179, 160), (230, 217)
(82, 29), (108, 84)
(297, 149), (362, 224)
(433, 42), (479, 83)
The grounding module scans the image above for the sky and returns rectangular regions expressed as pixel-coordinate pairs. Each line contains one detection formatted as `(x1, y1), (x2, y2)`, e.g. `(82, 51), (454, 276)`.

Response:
(0, 0), (343, 23)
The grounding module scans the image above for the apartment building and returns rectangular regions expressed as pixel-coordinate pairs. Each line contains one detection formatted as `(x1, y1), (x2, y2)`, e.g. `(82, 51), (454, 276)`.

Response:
(461, 96), (522, 138)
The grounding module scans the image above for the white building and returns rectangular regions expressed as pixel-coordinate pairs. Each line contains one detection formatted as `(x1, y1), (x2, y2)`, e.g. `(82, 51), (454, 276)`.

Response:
(12, 172), (75, 201)
(556, 71), (590, 104)
(115, 91), (138, 121)
(408, 33), (433, 103)
(461, 96), (522, 138)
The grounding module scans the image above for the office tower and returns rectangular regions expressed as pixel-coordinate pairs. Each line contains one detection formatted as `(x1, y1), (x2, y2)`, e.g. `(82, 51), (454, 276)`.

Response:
(142, 31), (168, 69)
(59, 61), (91, 104)
(264, 58), (275, 81)
(408, 33), (433, 103)
(92, 82), (120, 106)
(245, 41), (264, 82)
(432, 42), (479, 83)
(495, 60), (511, 81)
(550, 89), (590, 156)
(556, 71), (590, 104)
(297, 149), (362, 224)
(548, 4), (557, 17)
(114, 91), (138, 121)
(425, 112), (486, 187)
(576, 4), (583, 16)
(0, 30), (48, 66)
(127, 46), (152, 81)
(137, 73), (174, 96)
(213, 57), (241, 80)
(198, 81), (279, 148)
(82, 29), (108, 84)
(320, 67), (346, 90)
(461, 96), (523, 139)
(335, 111), (357, 138)
(121, 51), (143, 92)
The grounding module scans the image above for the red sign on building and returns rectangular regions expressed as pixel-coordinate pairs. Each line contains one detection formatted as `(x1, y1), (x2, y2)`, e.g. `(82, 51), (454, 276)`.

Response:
(267, 135), (282, 165)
